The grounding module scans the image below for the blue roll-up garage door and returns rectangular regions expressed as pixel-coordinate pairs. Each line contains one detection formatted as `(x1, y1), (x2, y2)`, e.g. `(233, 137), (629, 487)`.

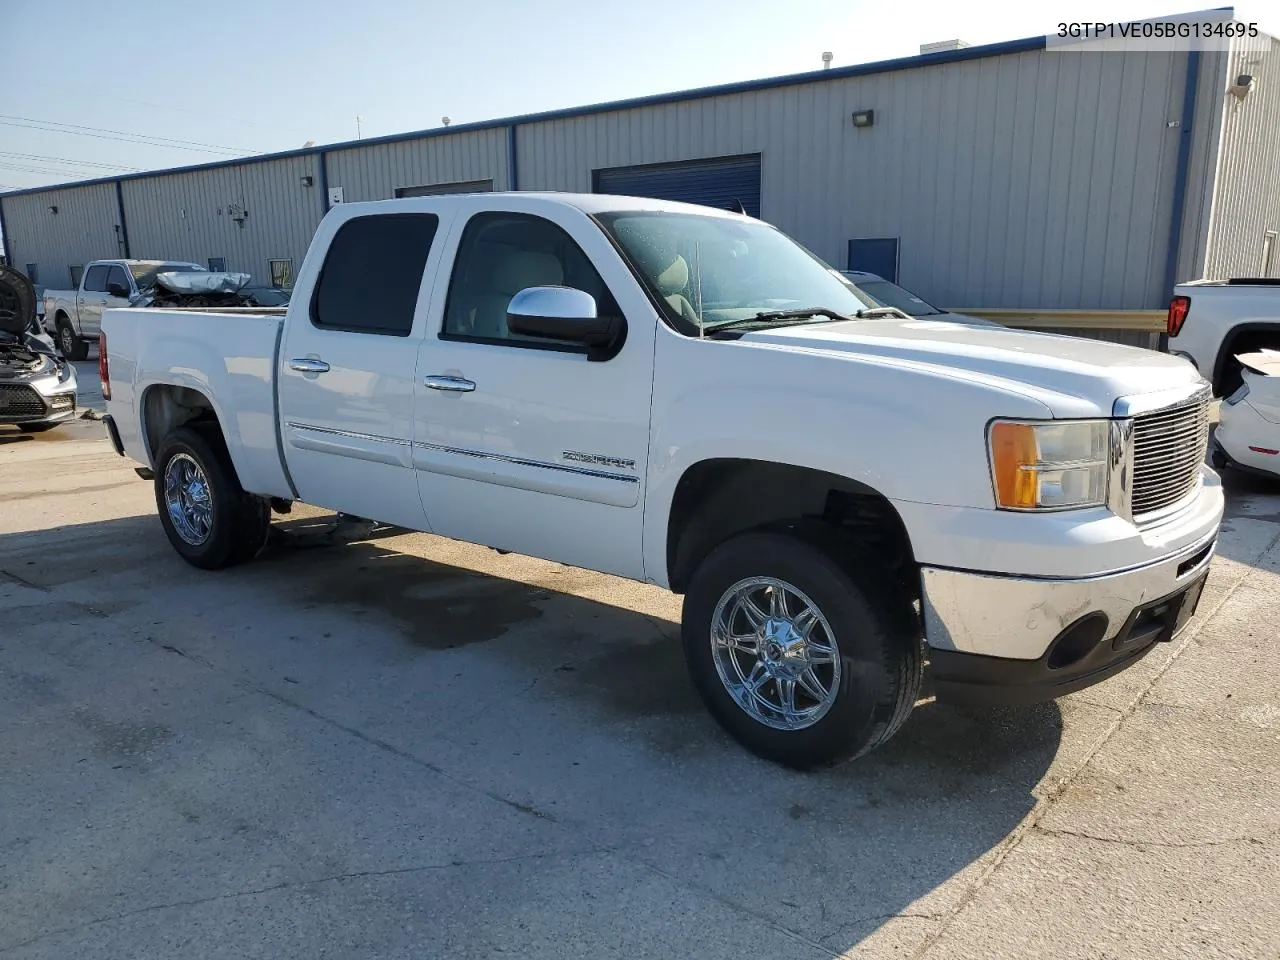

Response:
(593, 154), (761, 218)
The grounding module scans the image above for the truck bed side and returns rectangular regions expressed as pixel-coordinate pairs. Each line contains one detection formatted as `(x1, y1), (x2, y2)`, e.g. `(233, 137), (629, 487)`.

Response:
(104, 307), (293, 499)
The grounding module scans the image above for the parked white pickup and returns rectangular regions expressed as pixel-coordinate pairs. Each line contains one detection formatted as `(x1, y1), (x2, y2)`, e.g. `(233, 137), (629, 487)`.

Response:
(101, 193), (1223, 767)
(1166, 278), (1280, 397)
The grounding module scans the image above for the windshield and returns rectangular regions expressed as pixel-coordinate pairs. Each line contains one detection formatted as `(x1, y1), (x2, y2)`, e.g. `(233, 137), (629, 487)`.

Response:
(596, 211), (875, 333)
(846, 277), (944, 316)
(128, 261), (205, 290)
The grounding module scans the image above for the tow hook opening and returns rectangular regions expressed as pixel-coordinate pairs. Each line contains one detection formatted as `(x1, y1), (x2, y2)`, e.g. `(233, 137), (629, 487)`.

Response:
(1046, 612), (1110, 670)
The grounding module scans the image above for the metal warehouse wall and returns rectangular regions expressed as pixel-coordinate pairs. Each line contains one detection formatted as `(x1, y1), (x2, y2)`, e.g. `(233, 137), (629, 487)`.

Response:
(1202, 34), (1280, 280)
(518, 48), (1192, 309)
(324, 127), (510, 202)
(120, 154), (324, 281)
(1, 183), (121, 288)
(1174, 48), (1231, 288)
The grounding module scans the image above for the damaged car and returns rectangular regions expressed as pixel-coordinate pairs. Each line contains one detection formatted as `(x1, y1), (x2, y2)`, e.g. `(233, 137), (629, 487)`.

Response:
(0, 264), (78, 432)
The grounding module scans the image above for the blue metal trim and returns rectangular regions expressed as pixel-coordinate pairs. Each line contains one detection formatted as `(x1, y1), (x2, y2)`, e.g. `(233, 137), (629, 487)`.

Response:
(316, 150), (330, 214)
(114, 180), (131, 258)
(0, 194), (11, 265)
(507, 124), (519, 190)
(0, 35), (1047, 200)
(1163, 49), (1201, 301)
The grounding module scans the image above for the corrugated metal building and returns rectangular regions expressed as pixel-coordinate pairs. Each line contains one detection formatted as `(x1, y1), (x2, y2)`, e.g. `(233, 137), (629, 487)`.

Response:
(2, 29), (1278, 310)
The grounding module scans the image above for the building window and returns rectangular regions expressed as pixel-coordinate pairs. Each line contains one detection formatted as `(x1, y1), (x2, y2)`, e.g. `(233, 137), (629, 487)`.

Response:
(208, 257), (226, 271)
(1262, 231), (1277, 278)
(69, 265), (84, 287)
(24, 263), (38, 284)
(268, 259), (294, 289)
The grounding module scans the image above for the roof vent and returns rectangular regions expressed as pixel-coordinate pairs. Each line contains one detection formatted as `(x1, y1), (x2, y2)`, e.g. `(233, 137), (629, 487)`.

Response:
(920, 39), (970, 55)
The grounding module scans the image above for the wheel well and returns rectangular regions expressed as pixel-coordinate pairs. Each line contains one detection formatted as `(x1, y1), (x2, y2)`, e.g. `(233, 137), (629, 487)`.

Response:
(1214, 323), (1280, 396)
(141, 384), (222, 465)
(665, 459), (915, 594)
(55, 310), (69, 323)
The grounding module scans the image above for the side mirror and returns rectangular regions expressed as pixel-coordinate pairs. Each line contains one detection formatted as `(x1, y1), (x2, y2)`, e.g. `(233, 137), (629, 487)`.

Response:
(506, 286), (623, 360)
(107, 281), (130, 298)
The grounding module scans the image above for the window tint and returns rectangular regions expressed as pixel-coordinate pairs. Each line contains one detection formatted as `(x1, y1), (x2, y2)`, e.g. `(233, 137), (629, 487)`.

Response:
(106, 266), (130, 294)
(208, 257), (226, 271)
(69, 265), (83, 286)
(311, 214), (438, 335)
(82, 264), (110, 292)
(443, 212), (617, 346)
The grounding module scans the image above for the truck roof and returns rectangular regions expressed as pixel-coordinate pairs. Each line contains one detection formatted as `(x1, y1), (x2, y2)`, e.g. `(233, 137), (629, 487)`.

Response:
(333, 192), (748, 219)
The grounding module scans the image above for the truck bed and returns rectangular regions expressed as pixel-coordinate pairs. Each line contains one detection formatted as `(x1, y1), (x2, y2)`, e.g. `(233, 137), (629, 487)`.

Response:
(104, 306), (294, 499)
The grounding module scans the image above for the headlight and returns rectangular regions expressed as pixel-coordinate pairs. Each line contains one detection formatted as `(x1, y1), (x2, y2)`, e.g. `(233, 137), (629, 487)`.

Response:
(989, 419), (1109, 510)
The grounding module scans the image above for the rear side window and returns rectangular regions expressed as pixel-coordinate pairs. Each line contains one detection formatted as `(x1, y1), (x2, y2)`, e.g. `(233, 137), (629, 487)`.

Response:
(82, 264), (109, 292)
(311, 214), (439, 336)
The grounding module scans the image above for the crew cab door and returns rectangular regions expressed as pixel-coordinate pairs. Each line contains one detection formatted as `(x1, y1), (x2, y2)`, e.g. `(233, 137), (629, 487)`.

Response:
(76, 264), (112, 336)
(413, 202), (656, 580)
(278, 210), (447, 529)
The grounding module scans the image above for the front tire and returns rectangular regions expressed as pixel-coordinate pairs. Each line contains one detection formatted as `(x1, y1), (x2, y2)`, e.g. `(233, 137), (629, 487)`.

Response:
(153, 425), (270, 569)
(56, 318), (87, 361)
(682, 530), (923, 769)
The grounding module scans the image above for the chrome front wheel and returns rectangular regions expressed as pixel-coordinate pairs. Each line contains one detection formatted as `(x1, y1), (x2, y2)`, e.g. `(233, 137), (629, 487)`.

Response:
(163, 452), (214, 545)
(710, 576), (841, 731)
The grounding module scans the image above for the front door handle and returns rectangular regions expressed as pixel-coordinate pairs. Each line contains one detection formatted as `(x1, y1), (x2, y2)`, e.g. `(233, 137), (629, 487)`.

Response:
(423, 375), (476, 393)
(289, 358), (331, 373)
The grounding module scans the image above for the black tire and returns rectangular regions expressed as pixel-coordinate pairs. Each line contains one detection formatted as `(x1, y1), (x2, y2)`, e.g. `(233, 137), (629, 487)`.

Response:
(18, 423), (59, 433)
(682, 529), (923, 769)
(153, 424), (270, 570)
(56, 318), (88, 361)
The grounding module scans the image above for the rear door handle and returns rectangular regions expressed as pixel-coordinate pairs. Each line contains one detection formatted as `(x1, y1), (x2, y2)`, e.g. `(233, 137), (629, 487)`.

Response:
(423, 375), (475, 393)
(289, 358), (331, 373)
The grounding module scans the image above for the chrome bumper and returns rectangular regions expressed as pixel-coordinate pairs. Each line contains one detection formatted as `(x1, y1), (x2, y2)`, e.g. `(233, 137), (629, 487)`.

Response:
(920, 532), (1218, 661)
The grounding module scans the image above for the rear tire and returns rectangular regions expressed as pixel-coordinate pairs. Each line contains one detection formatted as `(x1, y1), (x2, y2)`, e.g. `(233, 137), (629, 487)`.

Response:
(153, 424), (270, 570)
(681, 529), (923, 769)
(56, 318), (87, 361)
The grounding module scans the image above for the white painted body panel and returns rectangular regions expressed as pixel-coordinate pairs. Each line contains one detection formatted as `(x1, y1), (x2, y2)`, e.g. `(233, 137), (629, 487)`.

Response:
(1217, 361), (1280, 480)
(105, 193), (1223, 601)
(102, 307), (293, 499)
(1168, 280), (1280, 393)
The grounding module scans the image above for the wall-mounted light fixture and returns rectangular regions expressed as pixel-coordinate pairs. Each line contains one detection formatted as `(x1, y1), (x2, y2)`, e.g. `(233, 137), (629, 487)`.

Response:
(852, 110), (875, 129)
(1228, 73), (1255, 100)
(300, 175), (315, 187)
(48, 205), (58, 215)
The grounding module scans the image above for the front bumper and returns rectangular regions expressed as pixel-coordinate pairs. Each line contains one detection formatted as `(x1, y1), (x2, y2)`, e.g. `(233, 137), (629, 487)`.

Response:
(921, 530), (1217, 704)
(0, 370), (78, 425)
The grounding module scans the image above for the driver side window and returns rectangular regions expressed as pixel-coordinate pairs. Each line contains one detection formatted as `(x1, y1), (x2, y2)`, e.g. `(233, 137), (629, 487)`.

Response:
(442, 212), (618, 348)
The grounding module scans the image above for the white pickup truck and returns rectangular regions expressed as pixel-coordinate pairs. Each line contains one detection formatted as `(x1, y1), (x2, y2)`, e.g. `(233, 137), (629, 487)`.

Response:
(101, 193), (1223, 768)
(43, 259), (205, 360)
(1166, 278), (1280, 396)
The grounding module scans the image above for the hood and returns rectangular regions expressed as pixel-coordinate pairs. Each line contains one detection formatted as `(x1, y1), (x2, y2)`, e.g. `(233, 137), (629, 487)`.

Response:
(0, 264), (37, 336)
(740, 318), (1203, 416)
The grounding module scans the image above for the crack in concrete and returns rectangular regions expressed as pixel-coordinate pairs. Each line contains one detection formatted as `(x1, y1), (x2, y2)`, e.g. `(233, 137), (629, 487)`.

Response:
(904, 527), (1280, 960)
(1034, 823), (1278, 850)
(0, 847), (604, 956)
(630, 856), (840, 959)
(0, 569), (50, 593)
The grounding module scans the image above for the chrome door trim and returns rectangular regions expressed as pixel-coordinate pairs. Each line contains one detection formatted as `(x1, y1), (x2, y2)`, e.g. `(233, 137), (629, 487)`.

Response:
(285, 421), (412, 468)
(414, 440), (637, 483)
(423, 375), (476, 392)
(289, 358), (331, 373)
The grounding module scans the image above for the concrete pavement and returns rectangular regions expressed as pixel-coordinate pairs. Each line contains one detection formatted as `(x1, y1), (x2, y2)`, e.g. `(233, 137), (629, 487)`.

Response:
(1, 419), (1278, 959)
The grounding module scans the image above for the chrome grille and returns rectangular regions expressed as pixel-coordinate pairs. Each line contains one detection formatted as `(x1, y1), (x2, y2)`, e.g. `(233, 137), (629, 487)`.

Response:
(0, 384), (46, 417)
(1131, 396), (1210, 518)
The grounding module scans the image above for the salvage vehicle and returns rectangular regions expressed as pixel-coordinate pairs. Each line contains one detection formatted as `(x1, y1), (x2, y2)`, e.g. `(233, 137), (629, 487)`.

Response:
(1213, 350), (1280, 481)
(42, 260), (277, 359)
(43, 259), (204, 359)
(1166, 278), (1280, 396)
(101, 194), (1223, 768)
(0, 265), (78, 431)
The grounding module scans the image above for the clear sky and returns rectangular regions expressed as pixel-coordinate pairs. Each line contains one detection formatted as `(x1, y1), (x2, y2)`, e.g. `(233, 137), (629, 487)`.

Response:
(3, 0), (1277, 194)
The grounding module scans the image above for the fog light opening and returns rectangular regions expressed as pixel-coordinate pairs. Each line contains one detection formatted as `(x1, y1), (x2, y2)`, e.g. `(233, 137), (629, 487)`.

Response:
(1047, 612), (1110, 670)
